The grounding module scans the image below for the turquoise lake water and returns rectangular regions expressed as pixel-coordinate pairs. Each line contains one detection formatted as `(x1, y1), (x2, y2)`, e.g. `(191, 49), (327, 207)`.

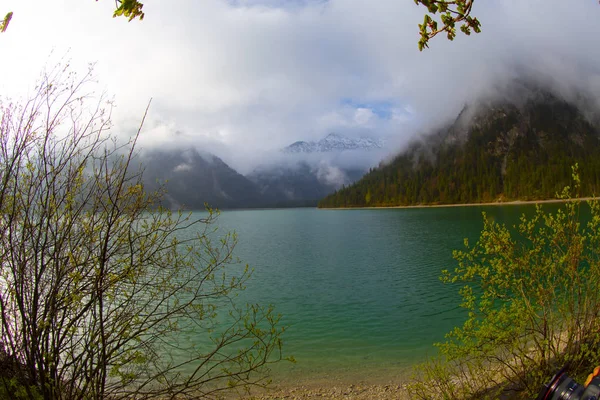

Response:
(185, 204), (557, 383)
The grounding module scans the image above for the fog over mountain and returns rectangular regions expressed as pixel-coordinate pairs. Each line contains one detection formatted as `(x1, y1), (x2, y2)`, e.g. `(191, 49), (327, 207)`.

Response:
(138, 148), (265, 209)
(1, 1), (600, 177)
(137, 132), (381, 208)
(320, 82), (600, 208)
(283, 133), (384, 154)
(247, 133), (380, 204)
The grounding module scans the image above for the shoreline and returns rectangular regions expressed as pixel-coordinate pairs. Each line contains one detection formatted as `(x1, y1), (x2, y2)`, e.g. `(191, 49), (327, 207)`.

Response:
(240, 382), (411, 399)
(239, 376), (412, 400)
(235, 364), (415, 399)
(320, 196), (600, 210)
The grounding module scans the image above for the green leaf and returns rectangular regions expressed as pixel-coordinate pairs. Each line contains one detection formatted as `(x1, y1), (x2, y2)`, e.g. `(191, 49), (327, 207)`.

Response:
(0, 11), (13, 33)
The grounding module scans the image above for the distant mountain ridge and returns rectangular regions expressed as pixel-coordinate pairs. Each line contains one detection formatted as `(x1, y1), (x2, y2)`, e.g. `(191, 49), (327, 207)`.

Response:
(283, 133), (384, 153)
(248, 162), (365, 207)
(319, 85), (600, 208)
(245, 133), (380, 205)
(137, 133), (378, 209)
(139, 148), (265, 210)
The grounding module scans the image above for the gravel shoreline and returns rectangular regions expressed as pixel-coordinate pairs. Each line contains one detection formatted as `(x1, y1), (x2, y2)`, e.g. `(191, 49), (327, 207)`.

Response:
(235, 376), (414, 400)
(242, 383), (412, 399)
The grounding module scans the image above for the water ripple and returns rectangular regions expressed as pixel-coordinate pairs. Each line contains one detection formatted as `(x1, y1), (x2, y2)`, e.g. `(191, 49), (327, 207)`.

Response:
(182, 206), (529, 376)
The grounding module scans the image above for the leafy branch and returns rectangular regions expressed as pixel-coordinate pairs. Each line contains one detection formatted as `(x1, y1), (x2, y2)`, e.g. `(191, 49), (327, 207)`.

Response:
(1, 1), (144, 34)
(0, 12), (12, 33)
(415, 0), (481, 51)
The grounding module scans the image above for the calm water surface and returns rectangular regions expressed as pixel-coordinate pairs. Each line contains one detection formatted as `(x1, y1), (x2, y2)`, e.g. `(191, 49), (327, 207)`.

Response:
(188, 205), (547, 382)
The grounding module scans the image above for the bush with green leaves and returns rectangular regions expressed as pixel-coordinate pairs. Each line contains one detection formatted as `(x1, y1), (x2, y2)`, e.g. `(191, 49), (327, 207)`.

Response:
(409, 165), (600, 399)
(0, 63), (286, 400)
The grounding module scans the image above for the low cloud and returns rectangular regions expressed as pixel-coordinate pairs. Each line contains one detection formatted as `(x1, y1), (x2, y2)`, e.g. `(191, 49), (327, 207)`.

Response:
(1, 0), (599, 174)
(173, 163), (192, 173)
(314, 162), (348, 188)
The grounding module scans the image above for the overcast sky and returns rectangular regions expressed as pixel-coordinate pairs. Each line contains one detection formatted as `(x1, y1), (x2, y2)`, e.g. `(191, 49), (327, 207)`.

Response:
(1, 0), (600, 172)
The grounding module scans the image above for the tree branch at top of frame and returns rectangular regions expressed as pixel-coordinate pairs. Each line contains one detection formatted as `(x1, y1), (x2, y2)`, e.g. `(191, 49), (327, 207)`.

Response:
(1, 0), (144, 34)
(415, 0), (481, 51)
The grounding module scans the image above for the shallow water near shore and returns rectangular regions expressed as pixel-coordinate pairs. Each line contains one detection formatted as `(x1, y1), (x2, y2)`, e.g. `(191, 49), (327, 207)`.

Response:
(182, 203), (567, 385)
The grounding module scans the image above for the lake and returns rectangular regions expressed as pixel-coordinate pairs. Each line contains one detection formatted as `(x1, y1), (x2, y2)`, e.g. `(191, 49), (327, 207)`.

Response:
(189, 204), (551, 384)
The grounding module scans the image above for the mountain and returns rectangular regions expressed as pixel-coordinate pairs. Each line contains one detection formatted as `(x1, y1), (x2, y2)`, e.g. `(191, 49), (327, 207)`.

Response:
(139, 148), (264, 210)
(248, 162), (365, 207)
(318, 86), (600, 208)
(137, 133), (384, 209)
(138, 147), (364, 209)
(246, 133), (380, 206)
(283, 133), (384, 153)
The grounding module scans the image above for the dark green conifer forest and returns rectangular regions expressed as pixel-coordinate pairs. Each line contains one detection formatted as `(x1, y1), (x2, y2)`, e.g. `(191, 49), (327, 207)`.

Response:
(319, 91), (600, 208)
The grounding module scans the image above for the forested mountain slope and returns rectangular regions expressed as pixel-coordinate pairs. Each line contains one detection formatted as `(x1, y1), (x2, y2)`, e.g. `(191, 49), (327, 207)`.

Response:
(139, 148), (265, 209)
(318, 88), (600, 208)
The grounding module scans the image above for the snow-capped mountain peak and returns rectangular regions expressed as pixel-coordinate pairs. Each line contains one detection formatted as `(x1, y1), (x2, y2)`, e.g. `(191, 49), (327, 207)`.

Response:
(283, 133), (384, 153)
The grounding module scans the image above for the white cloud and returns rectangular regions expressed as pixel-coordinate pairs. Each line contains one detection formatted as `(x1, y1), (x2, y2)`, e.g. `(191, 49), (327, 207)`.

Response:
(1, 0), (600, 173)
(353, 108), (374, 125)
(173, 163), (192, 172)
(314, 162), (347, 188)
